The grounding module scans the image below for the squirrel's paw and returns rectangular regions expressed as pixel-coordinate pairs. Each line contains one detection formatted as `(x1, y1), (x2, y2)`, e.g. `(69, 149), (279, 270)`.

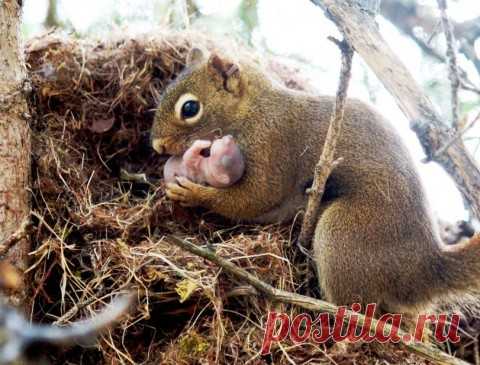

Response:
(166, 177), (215, 207)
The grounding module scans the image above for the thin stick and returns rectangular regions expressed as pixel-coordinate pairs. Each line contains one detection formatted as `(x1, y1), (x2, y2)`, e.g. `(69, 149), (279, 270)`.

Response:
(167, 236), (468, 365)
(297, 38), (353, 250)
(437, 0), (461, 128)
(428, 111), (480, 161)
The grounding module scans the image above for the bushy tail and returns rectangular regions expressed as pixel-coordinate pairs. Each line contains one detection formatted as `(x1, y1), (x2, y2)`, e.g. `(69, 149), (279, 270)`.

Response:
(436, 234), (480, 312)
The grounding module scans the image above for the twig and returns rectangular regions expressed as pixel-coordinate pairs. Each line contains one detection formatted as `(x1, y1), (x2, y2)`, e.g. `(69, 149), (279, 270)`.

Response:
(167, 236), (469, 365)
(475, 339), (480, 365)
(427, 111), (480, 161)
(297, 38), (353, 250)
(437, 0), (460, 128)
(380, 0), (480, 81)
(427, 20), (442, 45)
(400, 30), (480, 96)
(53, 295), (99, 325)
(460, 81), (480, 96)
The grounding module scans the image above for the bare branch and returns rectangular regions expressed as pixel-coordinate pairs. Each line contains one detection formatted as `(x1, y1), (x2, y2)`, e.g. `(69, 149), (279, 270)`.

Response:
(311, 0), (480, 219)
(167, 236), (469, 365)
(298, 38), (353, 250)
(381, 0), (480, 77)
(429, 111), (480, 161)
(437, 0), (460, 128)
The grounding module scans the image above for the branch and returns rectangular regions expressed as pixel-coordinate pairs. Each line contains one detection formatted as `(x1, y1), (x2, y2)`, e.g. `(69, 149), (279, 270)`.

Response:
(311, 0), (480, 220)
(384, 27), (480, 97)
(298, 38), (353, 250)
(429, 111), (480, 162)
(437, 0), (460, 128)
(380, 0), (480, 78)
(167, 236), (469, 365)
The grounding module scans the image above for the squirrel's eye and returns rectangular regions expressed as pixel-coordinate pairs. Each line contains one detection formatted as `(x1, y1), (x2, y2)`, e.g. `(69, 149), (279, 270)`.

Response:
(175, 93), (203, 125)
(181, 100), (200, 119)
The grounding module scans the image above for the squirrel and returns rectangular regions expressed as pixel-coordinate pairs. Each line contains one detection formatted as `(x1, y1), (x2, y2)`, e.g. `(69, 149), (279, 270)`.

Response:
(151, 47), (480, 317)
(163, 135), (245, 188)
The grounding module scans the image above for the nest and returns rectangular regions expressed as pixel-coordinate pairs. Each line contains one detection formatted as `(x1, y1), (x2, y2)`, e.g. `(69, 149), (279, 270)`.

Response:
(24, 30), (431, 364)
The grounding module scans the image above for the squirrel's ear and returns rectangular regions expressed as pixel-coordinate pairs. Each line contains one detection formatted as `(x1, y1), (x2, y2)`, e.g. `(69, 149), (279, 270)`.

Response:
(186, 47), (207, 67)
(208, 54), (243, 96)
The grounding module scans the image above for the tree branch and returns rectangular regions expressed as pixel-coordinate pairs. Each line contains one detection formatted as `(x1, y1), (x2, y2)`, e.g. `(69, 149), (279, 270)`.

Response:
(167, 236), (469, 365)
(380, 0), (480, 78)
(298, 38), (353, 249)
(437, 0), (460, 128)
(311, 0), (480, 220)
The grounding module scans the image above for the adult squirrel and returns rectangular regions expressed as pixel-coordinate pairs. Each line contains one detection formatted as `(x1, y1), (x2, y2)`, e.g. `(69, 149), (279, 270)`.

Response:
(151, 47), (480, 316)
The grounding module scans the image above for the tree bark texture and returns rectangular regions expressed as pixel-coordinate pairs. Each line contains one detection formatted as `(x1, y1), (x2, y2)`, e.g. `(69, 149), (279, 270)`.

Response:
(0, 0), (31, 305)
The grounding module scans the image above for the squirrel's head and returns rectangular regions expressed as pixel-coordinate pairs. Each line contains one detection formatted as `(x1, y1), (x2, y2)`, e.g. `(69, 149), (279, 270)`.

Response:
(151, 47), (247, 156)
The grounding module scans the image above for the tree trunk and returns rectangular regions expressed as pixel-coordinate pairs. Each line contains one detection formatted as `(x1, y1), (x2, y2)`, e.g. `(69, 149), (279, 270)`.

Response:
(0, 0), (31, 306)
(44, 0), (60, 29)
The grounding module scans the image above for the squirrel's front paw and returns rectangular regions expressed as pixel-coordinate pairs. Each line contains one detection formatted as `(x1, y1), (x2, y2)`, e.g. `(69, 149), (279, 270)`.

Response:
(165, 177), (216, 207)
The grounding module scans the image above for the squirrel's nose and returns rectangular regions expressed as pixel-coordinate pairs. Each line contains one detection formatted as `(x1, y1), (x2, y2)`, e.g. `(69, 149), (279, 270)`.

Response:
(151, 138), (165, 154)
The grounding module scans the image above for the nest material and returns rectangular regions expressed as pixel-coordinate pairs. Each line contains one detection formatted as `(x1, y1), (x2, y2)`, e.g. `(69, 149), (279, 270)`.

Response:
(25, 30), (430, 364)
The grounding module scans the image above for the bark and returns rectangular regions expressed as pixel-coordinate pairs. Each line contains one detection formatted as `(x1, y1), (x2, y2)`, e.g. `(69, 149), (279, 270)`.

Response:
(0, 0), (31, 305)
(311, 0), (480, 219)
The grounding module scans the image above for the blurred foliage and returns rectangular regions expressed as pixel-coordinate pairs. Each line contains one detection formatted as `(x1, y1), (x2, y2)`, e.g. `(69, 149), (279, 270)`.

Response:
(238, 0), (258, 44)
(24, 0), (260, 43)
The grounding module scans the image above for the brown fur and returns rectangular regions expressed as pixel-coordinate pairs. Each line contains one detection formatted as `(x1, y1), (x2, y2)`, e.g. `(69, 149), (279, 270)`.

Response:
(151, 48), (480, 316)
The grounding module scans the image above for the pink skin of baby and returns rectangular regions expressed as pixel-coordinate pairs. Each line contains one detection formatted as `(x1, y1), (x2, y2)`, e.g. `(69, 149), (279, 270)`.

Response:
(163, 135), (245, 188)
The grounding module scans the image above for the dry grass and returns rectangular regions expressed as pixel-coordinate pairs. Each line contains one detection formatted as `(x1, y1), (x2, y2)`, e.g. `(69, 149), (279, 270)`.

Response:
(24, 30), (440, 364)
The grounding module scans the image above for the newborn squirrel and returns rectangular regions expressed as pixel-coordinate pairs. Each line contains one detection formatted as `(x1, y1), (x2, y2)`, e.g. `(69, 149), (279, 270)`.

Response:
(151, 47), (480, 316)
(163, 135), (245, 188)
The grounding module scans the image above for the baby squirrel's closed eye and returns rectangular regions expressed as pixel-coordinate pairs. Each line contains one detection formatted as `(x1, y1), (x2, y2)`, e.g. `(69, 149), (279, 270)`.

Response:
(220, 155), (233, 168)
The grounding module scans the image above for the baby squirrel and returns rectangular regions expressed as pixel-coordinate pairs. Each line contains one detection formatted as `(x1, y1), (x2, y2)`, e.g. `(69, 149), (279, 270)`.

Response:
(151, 47), (480, 316)
(163, 135), (245, 188)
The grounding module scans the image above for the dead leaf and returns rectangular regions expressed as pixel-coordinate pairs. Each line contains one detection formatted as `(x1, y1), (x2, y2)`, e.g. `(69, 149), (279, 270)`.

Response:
(88, 117), (115, 133)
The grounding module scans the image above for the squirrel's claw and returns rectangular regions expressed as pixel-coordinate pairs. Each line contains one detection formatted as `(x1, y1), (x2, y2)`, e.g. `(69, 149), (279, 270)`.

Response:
(166, 177), (214, 207)
(165, 182), (190, 205)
